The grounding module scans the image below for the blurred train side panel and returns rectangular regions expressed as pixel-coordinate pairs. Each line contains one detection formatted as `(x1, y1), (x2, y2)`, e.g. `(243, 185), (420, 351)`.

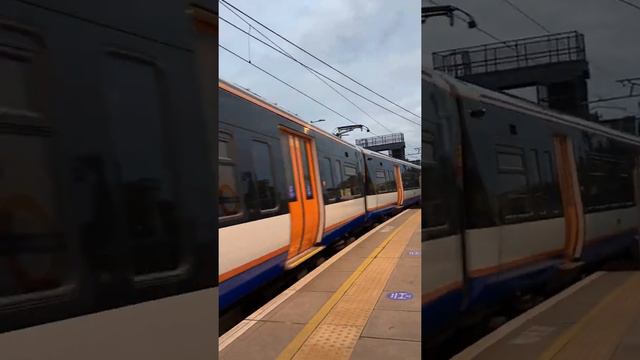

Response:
(0, 1), (218, 358)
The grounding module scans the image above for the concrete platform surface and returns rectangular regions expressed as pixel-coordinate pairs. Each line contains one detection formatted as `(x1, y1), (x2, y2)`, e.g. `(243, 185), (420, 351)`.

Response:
(455, 271), (640, 360)
(219, 209), (421, 360)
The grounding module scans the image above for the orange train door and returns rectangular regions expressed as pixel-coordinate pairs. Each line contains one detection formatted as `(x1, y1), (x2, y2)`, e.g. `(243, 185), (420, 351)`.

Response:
(394, 165), (404, 206)
(281, 130), (321, 261)
(554, 135), (585, 260)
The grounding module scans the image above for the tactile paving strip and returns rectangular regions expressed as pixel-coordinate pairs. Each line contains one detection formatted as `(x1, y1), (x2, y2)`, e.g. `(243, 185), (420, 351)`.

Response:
(283, 211), (421, 360)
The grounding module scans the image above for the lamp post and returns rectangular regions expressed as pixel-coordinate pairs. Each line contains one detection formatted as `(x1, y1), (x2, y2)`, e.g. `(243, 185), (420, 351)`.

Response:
(310, 119), (326, 124)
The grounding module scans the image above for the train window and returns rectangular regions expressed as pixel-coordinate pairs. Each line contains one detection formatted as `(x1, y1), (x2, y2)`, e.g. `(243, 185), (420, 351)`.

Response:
(375, 169), (387, 193)
(497, 152), (524, 171)
(300, 141), (313, 199)
(104, 52), (181, 275)
(541, 151), (562, 215)
(0, 52), (30, 110)
(341, 163), (362, 198)
(496, 146), (532, 221)
(528, 150), (541, 185)
(387, 169), (396, 193)
(279, 133), (296, 202)
(251, 141), (277, 211)
(0, 40), (67, 298)
(334, 160), (343, 185)
(423, 130), (436, 164)
(403, 168), (421, 190)
(585, 154), (635, 211)
(321, 157), (338, 204)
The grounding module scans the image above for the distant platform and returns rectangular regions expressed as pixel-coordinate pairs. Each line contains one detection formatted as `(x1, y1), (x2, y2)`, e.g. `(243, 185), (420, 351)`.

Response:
(219, 209), (421, 360)
(455, 271), (640, 360)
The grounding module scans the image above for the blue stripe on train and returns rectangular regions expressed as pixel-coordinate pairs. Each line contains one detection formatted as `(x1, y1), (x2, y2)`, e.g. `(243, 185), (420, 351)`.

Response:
(423, 287), (464, 339)
(423, 229), (637, 338)
(320, 214), (367, 246)
(367, 205), (397, 221)
(403, 195), (421, 207)
(580, 229), (637, 263)
(219, 252), (287, 312)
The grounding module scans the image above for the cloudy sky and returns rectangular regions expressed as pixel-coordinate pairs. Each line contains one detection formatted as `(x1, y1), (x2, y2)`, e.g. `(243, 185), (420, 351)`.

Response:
(423, 0), (640, 120)
(219, 0), (422, 160)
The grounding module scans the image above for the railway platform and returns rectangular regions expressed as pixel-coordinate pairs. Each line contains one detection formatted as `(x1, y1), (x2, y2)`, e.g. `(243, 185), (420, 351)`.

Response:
(455, 271), (640, 360)
(219, 209), (421, 360)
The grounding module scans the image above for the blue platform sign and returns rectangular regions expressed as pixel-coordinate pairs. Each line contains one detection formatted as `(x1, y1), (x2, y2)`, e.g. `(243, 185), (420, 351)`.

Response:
(407, 249), (421, 256)
(387, 291), (414, 300)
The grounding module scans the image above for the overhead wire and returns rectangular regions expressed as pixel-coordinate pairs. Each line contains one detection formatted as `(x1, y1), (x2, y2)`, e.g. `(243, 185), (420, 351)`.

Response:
(219, 44), (378, 135)
(618, 0), (640, 11)
(219, 15), (419, 127)
(220, 0), (421, 121)
(220, 2), (395, 132)
(500, 0), (552, 33)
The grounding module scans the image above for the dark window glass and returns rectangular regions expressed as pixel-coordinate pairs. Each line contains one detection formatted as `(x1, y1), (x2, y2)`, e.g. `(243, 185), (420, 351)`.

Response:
(498, 152), (524, 170)
(0, 53), (30, 110)
(586, 155), (635, 210)
(0, 31), (67, 300)
(321, 157), (338, 203)
(104, 53), (179, 275)
(542, 151), (562, 215)
(375, 169), (387, 193)
(279, 133), (296, 201)
(425, 199), (448, 228)
(251, 141), (277, 211)
(0, 121), (65, 298)
(403, 167), (421, 190)
(340, 163), (362, 198)
(496, 147), (532, 220)
(423, 131), (436, 163)
(334, 160), (343, 184)
(218, 132), (241, 218)
(388, 169), (396, 192)
(300, 140), (313, 199)
(528, 150), (540, 185)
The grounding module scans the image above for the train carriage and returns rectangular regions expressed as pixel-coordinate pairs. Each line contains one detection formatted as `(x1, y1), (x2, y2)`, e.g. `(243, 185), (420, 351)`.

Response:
(218, 80), (421, 312)
(423, 66), (640, 345)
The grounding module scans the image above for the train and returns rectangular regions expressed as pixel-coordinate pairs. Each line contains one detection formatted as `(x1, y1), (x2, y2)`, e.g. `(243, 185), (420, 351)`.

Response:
(422, 66), (640, 347)
(0, 1), (218, 358)
(218, 80), (421, 313)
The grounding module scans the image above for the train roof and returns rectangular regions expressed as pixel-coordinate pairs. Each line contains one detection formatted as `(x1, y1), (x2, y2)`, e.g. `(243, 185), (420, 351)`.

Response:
(219, 79), (421, 168)
(422, 67), (640, 147)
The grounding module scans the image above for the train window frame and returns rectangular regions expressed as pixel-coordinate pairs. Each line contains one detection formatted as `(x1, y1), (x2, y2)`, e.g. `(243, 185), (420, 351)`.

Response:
(218, 131), (243, 221)
(279, 132), (297, 203)
(375, 168), (387, 194)
(341, 162), (362, 199)
(585, 153), (635, 211)
(495, 145), (534, 222)
(541, 150), (562, 216)
(250, 139), (279, 214)
(322, 156), (338, 204)
(0, 24), (75, 307)
(103, 48), (194, 281)
(299, 139), (314, 200)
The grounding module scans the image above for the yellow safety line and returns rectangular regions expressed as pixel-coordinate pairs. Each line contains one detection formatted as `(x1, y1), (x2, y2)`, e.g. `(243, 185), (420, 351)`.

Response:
(277, 210), (420, 360)
(538, 272), (640, 360)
